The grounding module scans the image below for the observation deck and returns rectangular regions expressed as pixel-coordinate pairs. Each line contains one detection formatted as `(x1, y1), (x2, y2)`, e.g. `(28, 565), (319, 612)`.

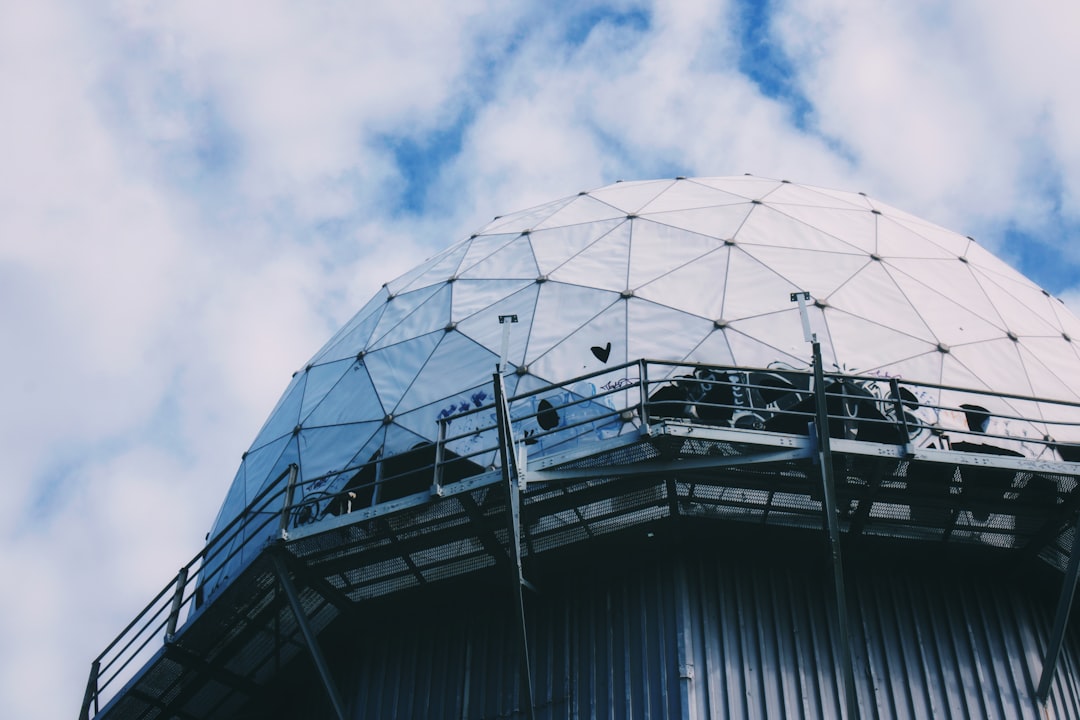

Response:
(80, 359), (1080, 720)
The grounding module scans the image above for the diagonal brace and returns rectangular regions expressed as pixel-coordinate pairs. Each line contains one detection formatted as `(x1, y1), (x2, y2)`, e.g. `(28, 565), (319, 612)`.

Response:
(493, 371), (536, 720)
(1037, 509), (1080, 701)
(270, 552), (348, 720)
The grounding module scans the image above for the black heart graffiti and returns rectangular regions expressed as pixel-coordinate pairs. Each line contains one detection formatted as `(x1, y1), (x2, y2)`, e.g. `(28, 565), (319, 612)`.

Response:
(590, 342), (612, 363)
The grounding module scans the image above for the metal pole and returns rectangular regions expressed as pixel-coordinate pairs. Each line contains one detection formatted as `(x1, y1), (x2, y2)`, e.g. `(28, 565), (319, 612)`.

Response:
(78, 659), (100, 720)
(639, 359), (651, 435)
(493, 371), (536, 720)
(278, 464), (299, 540)
(164, 567), (189, 642)
(432, 417), (447, 497)
(812, 341), (859, 720)
(270, 552), (348, 720)
(1037, 510), (1080, 701)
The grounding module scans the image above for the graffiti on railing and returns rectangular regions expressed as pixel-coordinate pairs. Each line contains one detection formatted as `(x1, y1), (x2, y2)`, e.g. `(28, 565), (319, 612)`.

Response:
(600, 377), (638, 392)
(649, 363), (939, 446)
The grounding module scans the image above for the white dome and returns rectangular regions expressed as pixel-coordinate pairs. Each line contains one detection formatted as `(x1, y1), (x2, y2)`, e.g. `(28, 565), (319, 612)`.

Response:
(206, 176), (1080, 581)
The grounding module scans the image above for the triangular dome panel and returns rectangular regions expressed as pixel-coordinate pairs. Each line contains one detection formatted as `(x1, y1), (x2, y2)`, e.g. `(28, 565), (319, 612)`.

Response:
(971, 269), (1063, 338)
(311, 307), (385, 365)
(525, 283), (621, 367)
(249, 372), (307, 452)
(367, 284), (445, 349)
(736, 205), (869, 254)
(458, 237), (539, 280)
(457, 233), (522, 275)
(586, 179), (673, 214)
(478, 195), (577, 235)
(767, 204), (877, 254)
(739, 244), (869, 301)
(876, 217), (958, 260)
(528, 300), (627, 381)
(889, 217), (970, 257)
(396, 332), (499, 413)
(637, 179), (749, 214)
(531, 195), (632, 229)
(455, 284), (539, 367)
(760, 182), (867, 210)
(627, 299), (715, 364)
(722, 248), (801, 320)
(827, 261), (935, 342)
(304, 361), (385, 427)
(298, 422), (382, 482)
(681, 329), (736, 368)
(824, 310), (937, 375)
(364, 331), (442, 412)
(451, 278), (536, 323)
(369, 283), (452, 351)
(723, 324), (809, 370)
(298, 359), (354, 422)
(886, 262), (1005, 344)
(627, 220), (726, 290)
(547, 220), (631, 292)
(241, 434), (292, 504)
(529, 218), (627, 276)
(640, 203), (753, 239)
(949, 339), (1033, 399)
(634, 246), (729, 320)
(694, 176), (784, 200)
(388, 242), (470, 295)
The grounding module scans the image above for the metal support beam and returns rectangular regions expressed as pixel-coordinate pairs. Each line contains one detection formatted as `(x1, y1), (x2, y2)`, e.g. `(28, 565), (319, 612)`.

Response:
(811, 341), (859, 720)
(78, 659), (99, 720)
(276, 549), (357, 616)
(1037, 509), (1080, 701)
(164, 566), (189, 642)
(278, 464), (299, 540)
(528, 447), (812, 483)
(493, 371), (536, 720)
(163, 644), (263, 697)
(1022, 485), (1080, 561)
(270, 552), (348, 720)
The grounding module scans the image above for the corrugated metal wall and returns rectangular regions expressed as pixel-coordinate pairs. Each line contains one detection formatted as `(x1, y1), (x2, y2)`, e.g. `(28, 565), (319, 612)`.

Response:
(250, 531), (1080, 719)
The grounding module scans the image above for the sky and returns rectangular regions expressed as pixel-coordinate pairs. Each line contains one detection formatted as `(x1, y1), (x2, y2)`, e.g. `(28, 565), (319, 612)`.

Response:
(3, 1), (1080, 717)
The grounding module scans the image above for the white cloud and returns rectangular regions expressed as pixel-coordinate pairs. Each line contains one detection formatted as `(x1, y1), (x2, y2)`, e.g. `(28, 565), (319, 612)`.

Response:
(774, 0), (1080, 248)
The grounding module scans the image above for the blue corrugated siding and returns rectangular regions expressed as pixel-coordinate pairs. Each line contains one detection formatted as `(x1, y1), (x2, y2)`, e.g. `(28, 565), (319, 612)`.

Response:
(261, 540), (1080, 720)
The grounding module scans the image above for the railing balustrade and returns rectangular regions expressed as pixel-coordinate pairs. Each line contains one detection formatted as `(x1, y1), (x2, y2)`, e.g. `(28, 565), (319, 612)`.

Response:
(80, 359), (1080, 719)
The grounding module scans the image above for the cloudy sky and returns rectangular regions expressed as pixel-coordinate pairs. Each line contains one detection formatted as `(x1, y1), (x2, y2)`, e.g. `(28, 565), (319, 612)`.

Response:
(4, 1), (1080, 716)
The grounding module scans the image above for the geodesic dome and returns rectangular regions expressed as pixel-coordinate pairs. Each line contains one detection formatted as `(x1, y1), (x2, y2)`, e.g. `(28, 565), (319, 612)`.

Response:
(204, 175), (1080, 592)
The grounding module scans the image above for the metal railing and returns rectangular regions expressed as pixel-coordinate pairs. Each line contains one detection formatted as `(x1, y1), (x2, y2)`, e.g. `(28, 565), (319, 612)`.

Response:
(79, 358), (1080, 719)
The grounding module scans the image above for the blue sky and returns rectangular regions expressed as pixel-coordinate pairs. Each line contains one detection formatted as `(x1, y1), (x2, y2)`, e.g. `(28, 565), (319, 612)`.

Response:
(3, 1), (1080, 717)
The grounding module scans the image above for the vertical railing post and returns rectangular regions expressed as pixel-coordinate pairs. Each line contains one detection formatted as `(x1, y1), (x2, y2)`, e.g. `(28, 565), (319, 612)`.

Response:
(1037, 509), (1080, 701)
(639, 359), (650, 435)
(890, 378), (914, 455)
(164, 567), (189, 642)
(79, 659), (100, 720)
(432, 418), (446, 497)
(278, 464), (299, 540)
(812, 344), (859, 720)
(493, 370), (536, 720)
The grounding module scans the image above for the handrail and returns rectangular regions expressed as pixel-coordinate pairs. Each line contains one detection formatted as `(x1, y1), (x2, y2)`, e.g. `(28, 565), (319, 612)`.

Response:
(80, 359), (1080, 718)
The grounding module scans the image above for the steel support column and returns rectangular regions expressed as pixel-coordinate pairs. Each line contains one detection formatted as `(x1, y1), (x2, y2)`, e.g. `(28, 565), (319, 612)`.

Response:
(1037, 509), (1080, 701)
(812, 341), (859, 720)
(493, 371), (536, 720)
(78, 659), (99, 720)
(270, 551), (347, 720)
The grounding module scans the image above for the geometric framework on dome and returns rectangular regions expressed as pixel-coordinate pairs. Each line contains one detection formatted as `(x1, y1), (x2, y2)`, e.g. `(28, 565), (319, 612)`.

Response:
(208, 176), (1080, 571)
